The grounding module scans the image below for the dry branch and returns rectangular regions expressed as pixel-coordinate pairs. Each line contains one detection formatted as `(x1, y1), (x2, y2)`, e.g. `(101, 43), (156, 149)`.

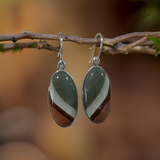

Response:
(0, 30), (160, 55)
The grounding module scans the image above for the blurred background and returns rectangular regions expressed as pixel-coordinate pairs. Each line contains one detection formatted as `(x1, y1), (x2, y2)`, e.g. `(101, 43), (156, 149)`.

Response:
(0, 0), (160, 160)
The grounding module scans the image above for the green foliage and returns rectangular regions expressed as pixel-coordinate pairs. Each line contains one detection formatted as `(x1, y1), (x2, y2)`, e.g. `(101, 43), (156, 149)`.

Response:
(0, 43), (36, 54)
(0, 44), (4, 53)
(0, 42), (38, 54)
(130, 0), (160, 29)
(31, 44), (37, 48)
(12, 47), (21, 53)
(156, 47), (160, 57)
(148, 36), (160, 56)
(0, 43), (22, 54)
(12, 44), (20, 53)
(148, 36), (160, 46)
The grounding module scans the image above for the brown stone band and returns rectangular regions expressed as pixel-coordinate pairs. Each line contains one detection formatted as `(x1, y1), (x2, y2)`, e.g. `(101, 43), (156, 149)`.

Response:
(90, 85), (111, 123)
(48, 92), (74, 127)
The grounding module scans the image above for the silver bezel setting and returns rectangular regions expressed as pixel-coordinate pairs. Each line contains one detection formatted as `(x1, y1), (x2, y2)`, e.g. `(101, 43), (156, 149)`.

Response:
(48, 69), (78, 128)
(82, 66), (112, 124)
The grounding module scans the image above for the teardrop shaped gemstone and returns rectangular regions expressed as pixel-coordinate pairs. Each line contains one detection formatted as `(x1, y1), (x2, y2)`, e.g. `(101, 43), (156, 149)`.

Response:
(48, 70), (78, 127)
(82, 66), (112, 124)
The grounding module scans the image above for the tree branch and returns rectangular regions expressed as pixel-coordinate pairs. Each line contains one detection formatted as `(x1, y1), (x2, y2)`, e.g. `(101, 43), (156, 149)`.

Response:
(0, 42), (37, 53)
(0, 30), (159, 55)
(103, 46), (155, 56)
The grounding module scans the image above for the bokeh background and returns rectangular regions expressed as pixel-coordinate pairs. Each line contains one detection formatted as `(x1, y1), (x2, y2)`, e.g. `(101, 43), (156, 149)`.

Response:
(0, 0), (160, 160)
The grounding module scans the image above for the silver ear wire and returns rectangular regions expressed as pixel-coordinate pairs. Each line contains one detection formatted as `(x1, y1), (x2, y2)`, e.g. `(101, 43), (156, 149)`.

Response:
(89, 45), (96, 63)
(57, 32), (66, 70)
(57, 32), (63, 60)
(89, 33), (103, 66)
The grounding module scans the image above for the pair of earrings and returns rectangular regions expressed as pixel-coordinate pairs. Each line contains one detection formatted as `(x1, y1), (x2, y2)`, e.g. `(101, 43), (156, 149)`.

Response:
(48, 32), (112, 127)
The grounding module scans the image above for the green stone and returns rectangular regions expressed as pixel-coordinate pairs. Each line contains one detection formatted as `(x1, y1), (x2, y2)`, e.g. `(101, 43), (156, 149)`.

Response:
(51, 71), (78, 109)
(82, 66), (112, 123)
(82, 66), (109, 109)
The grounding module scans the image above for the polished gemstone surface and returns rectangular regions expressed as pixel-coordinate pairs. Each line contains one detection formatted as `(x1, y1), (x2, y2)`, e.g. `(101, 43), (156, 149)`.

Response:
(82, 66), (111, 123)
(48, 70), (78, 127)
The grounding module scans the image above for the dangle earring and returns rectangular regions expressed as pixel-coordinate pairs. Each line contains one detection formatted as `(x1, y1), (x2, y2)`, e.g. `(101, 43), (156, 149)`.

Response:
(82, 33), (112, 124)
(48, 32), (78, 127)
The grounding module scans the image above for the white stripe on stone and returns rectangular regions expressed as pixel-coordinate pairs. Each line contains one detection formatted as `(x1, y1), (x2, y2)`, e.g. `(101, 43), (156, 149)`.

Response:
(86, 74), (109, 118)
(48, 82), (77, 118)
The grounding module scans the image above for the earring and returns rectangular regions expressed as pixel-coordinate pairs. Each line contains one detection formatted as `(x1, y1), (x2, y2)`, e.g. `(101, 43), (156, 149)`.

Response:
(82, 33), (112, 124)
(48, 32), (78, 127)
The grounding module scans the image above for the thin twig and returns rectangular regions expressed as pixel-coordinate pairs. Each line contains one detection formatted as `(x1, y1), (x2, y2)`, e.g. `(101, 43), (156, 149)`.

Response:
(0, 30), (159, 55)
(0, 30), (159, 45)
(104, 31), (160, 45)
(103, 46), (155, 56)
(115, 37), (148, 54)
(0, 41), (37, 52)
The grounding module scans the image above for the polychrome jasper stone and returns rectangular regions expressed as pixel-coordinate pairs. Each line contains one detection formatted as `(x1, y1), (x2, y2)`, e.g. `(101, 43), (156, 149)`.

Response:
(48, 70), (78, 127)
(82, 66), (111, 123)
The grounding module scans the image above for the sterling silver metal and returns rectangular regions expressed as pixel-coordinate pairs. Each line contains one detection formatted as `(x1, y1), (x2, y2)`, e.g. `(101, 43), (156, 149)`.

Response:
(57, 32), (63, 60)
(82, 65), (112, 124)
(57, 32), (66, 70)
(89, 33), (103, 66)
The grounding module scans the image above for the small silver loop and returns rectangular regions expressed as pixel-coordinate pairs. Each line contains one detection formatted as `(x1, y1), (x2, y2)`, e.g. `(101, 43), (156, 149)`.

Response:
(57, 32), (63, 60)
(57, 59), (66, 70)
(89, 33), (103, 64)
(57, 32), (66, 70)
(89, 45), (96, 63)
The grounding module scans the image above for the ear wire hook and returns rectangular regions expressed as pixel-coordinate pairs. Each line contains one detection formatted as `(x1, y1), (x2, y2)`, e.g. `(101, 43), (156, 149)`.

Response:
(89, 33), (103, 65)
(57, 32), (63, 60)
(57, 32), (66, 70)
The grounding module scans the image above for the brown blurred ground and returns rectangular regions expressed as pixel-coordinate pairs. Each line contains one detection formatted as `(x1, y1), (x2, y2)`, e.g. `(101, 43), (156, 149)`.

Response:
(0, 0), (160, 160)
